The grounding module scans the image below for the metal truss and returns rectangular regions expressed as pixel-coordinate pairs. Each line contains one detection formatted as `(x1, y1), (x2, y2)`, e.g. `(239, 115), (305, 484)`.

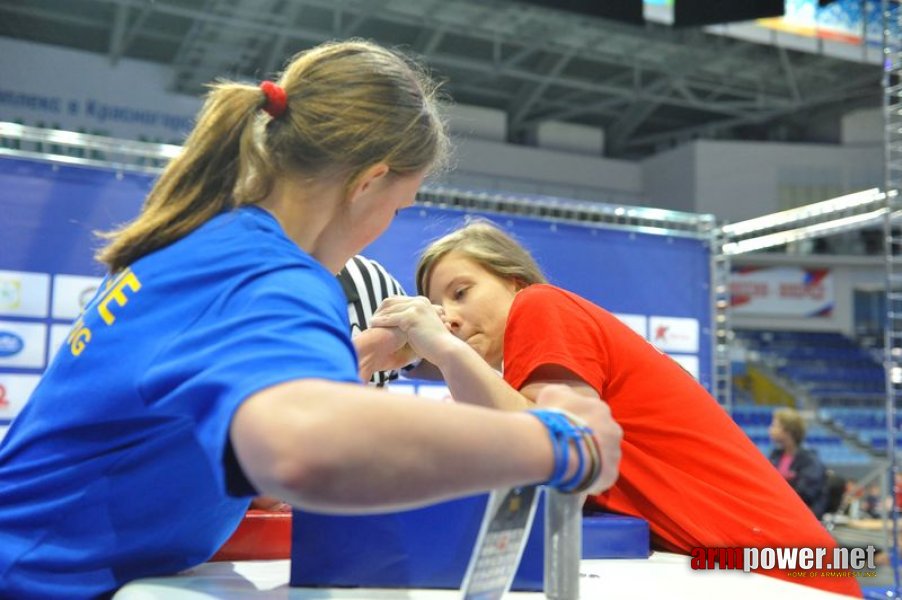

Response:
(707, 223), (733, 411)
(721, 188), (892, 256)
(883, 0), (902, 593)
(0, 0), (881, 159)
(0, 121), (180, 173)
(0, 121), (710, 239)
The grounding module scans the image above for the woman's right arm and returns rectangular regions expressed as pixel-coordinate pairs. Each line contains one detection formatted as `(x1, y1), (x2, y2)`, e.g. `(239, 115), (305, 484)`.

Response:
(370, 296), (534, 411)
(229, 380), (620, 514)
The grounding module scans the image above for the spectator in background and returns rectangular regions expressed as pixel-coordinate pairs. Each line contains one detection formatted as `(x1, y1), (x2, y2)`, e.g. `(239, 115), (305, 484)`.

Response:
(860, 482), (882, 518)
(769, 407), (829, 518)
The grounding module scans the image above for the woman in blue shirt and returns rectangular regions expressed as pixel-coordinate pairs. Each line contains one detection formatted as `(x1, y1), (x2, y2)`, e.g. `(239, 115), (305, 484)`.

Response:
(0, 40), (620, 599)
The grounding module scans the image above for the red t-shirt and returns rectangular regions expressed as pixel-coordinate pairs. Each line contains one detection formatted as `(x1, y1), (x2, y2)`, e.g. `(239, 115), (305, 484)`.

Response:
(503, 285), (860, 598)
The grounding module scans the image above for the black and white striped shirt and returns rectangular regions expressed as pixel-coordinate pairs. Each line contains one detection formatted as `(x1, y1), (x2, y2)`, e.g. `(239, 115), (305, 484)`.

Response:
(337, 255), (408, 387)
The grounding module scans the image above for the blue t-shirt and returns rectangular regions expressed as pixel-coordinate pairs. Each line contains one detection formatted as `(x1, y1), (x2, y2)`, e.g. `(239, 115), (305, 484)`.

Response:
(0, 206), (358, 599)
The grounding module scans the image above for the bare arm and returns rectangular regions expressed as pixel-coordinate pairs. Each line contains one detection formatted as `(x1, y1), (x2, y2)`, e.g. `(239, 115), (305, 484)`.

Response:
(429, 336), (534, 410)
(230, 380), (618, 513)
(371, 296), (531, 411)
(519, 364), (603, 402)
(429, 356), (620, 490)
(367, 297), (620, 490)
(519, 364), (622, 491)
(403, 357), (443, 381)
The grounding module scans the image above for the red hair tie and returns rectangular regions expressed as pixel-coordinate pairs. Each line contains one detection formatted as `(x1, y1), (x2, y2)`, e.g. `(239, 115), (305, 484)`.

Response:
(260, 81), (287, 119)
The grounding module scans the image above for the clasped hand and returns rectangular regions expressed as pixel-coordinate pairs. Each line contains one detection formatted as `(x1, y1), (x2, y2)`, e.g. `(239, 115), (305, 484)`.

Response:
(370, 296), (456, 367)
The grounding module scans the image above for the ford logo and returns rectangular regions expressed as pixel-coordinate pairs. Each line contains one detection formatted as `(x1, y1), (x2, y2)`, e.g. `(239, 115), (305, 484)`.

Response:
(0, 332), (24, 358)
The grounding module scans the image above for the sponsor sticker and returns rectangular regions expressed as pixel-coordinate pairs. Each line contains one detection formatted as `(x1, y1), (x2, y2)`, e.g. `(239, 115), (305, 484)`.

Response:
(52, 274), (104, 320)
(649, 316), (699, 353)
(0, 331), (23, 357)
(0, 373), (41, 419)
(0, 270), (51, 318)
(0, 321), (47, 369)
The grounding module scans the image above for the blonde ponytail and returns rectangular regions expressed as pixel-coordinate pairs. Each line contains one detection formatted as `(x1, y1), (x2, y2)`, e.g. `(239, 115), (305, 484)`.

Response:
(97, 39), (450, 272)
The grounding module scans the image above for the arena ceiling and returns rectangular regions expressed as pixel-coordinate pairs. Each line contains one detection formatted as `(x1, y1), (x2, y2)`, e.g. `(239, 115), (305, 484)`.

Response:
(0, 0), (883, 159)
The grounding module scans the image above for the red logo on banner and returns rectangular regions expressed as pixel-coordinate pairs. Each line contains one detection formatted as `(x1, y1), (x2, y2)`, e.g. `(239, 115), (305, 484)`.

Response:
(654, 325), (669, 342)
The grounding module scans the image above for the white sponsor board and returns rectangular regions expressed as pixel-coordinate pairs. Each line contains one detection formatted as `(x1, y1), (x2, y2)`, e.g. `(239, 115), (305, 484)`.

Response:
(52, 274), (104, 320)
(614, 313), (648, 339)
(731, 267), (834, 317)
(0, 373), (41, 421)
(649, 316), (699, 353)
(668, 354), (700, 379)
(0, 270), (50, 318)
(0, 321), (47, 369)
(48, 323), (74, 365)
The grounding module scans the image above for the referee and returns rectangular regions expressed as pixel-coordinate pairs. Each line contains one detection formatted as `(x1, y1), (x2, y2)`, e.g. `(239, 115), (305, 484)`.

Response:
(338, 254), (411, 386)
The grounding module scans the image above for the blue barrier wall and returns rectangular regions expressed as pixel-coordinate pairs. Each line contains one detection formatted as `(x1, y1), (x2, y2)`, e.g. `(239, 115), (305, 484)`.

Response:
(0, 157), (712, 432)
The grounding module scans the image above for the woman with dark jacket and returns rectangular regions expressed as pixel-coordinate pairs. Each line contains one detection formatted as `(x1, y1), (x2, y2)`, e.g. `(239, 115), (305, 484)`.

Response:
(769, 407), (828, 518)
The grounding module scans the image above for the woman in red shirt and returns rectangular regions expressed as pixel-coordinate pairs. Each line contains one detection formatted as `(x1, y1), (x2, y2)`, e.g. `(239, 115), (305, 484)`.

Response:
(373, 219), (861, 598)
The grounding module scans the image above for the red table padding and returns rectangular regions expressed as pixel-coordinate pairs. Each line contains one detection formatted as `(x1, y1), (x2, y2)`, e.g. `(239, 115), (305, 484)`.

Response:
(211, 510), (292, 561)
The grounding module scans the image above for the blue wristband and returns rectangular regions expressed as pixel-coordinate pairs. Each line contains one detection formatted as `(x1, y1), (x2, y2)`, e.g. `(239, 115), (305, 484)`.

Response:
(530, 410), (568, 487)
(558, 427), (587, 493)
(529, 409), (592, 491)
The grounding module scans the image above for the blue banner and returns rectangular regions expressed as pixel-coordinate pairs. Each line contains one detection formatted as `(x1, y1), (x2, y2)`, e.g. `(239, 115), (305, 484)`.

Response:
(0, 157), (712, 428)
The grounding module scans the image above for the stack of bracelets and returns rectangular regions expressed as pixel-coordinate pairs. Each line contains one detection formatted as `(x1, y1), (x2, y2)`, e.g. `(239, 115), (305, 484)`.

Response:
(528, 408), (602, 494)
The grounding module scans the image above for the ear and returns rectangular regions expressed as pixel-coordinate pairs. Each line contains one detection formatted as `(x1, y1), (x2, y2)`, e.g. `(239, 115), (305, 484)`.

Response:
(346, 163), (390, 205)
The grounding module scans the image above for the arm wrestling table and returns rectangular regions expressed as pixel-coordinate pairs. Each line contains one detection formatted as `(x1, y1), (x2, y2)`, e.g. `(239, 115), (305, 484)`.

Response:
(112, 553), (852, 599)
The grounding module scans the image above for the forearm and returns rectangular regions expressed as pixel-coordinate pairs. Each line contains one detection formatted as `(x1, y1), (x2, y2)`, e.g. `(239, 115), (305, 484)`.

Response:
(231, 379), (551, 513)
(404, 358), (443, 381)
(432, 337), (533, 411)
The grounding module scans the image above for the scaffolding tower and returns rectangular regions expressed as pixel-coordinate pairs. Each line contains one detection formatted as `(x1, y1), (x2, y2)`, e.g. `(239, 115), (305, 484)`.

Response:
(708, 219), (733, 414)
(884, 0), (902, 593)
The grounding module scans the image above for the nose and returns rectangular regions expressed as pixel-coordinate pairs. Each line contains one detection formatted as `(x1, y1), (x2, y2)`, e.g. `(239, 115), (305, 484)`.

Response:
(443, 305), (463, 334)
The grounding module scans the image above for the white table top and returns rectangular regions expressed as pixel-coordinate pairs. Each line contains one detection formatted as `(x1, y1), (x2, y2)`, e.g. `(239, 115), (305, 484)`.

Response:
(113, 552), (853, 599)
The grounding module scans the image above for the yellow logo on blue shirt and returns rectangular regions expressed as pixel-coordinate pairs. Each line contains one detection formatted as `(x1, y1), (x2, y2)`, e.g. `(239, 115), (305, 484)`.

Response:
(68, 268), (142, 357)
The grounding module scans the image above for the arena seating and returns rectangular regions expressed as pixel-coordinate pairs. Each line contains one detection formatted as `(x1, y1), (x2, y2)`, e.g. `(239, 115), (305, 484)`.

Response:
(734, 330), (883, 409)
(732, 330), (884, 466)
(730, 405), (872, 467)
